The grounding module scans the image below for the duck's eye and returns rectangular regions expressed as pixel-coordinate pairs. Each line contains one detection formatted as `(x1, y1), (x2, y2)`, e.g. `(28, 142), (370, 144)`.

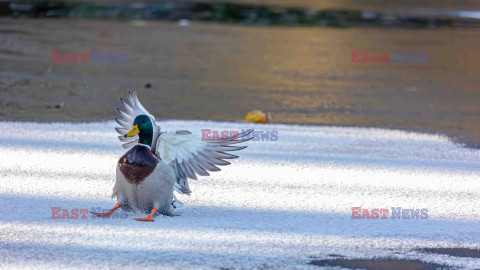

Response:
(142, 120), (146, 123)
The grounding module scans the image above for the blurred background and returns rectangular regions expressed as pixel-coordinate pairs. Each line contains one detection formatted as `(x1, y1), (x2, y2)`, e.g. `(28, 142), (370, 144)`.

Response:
(1, 0), (480, 145)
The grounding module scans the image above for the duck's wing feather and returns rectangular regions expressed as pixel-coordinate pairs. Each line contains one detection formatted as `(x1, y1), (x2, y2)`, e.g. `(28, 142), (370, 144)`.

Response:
(115, 91), (159, 149)
(155, 129), (254, 194)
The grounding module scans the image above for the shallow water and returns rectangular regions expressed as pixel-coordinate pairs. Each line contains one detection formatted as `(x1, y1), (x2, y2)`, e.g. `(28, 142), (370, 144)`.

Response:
(207, 0), (480, 10)
(1, 16), (480, 144)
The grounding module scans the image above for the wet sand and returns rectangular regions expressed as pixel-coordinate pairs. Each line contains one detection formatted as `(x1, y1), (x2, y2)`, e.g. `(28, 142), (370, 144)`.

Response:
(1, 18), (480, 145)
(310, 247), (480, 269)
(310, 258), (449, 270)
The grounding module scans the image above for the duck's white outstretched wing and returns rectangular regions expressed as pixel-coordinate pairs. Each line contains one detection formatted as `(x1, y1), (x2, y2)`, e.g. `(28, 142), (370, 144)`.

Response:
(155, 129), (254, 194)
(114, 91), (159, 149)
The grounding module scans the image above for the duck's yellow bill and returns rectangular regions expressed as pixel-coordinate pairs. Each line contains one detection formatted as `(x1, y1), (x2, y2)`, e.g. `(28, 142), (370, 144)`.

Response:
(124, 125), (139, 138)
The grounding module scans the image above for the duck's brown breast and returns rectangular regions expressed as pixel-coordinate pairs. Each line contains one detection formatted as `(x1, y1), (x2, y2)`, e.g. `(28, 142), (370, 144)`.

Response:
(118, 145), (159, 184)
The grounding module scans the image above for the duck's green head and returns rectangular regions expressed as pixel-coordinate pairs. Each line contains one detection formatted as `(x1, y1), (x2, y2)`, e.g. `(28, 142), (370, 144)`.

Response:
(124, 115), (153, 146)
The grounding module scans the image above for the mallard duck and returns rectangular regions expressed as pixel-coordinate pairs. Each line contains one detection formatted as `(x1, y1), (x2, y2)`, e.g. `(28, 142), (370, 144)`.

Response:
(91, 91), (253, 221)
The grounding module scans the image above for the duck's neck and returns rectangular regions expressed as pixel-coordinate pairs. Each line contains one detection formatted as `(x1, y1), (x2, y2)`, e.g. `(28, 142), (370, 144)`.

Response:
(138, 132), (153, 147)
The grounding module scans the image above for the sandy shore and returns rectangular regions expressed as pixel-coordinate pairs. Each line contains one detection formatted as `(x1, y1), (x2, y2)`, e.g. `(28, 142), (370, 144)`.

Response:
(1, 17), (480, 145)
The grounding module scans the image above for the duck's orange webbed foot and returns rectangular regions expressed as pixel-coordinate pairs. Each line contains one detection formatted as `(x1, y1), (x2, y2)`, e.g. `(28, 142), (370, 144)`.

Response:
(135, 208), (156, 222)
(90, 203), (121, 217)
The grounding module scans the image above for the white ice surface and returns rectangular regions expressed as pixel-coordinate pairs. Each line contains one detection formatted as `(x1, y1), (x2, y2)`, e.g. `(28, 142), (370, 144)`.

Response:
(0, 120), (479, 269)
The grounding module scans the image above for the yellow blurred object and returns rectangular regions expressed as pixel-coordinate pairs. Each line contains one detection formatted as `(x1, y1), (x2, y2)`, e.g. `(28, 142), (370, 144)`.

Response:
(245, 110), (272, 123)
